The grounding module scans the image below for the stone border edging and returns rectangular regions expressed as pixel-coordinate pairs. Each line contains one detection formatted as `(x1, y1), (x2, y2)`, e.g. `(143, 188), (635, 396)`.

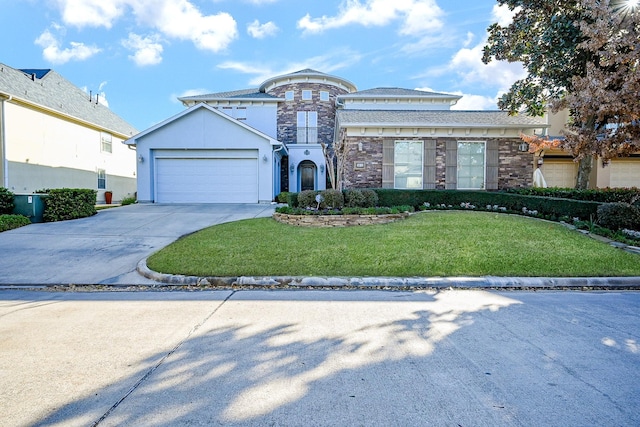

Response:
(136, 259), (640, 289)
(272, 211), (410, 227)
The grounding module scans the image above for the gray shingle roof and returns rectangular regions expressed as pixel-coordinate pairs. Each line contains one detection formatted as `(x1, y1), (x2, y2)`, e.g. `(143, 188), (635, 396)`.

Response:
(342, 87), (460, 98)
(337, 109), (547, 128)
(178, 88), (281, 101)
(0, 63), (137, 137)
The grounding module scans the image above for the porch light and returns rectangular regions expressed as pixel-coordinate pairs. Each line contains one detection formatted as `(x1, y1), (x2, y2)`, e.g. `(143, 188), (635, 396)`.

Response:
(290, 164), (295, 173)
(320, 164), (325, 173)
(138, 155), (144, 163)
(518, 142), (529, 152)
(262, 155), (268, 163)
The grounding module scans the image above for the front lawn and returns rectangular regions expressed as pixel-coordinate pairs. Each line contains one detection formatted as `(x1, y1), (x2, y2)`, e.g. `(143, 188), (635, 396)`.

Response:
(147, 211), (640, 277)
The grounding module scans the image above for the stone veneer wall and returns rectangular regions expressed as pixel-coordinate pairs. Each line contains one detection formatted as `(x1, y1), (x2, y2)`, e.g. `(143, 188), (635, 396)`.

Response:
(273, 212), (409, 227)
(343, 136), (533, 189)
(267, 83), (349, 146)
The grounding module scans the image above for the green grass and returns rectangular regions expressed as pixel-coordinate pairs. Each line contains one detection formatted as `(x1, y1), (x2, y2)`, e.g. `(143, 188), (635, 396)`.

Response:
(147, 211), (640, 277)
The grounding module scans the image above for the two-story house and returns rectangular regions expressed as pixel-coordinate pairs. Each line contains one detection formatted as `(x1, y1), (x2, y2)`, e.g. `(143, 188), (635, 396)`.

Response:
(126, 69), (637, 204)
(0, 63), (137, 203)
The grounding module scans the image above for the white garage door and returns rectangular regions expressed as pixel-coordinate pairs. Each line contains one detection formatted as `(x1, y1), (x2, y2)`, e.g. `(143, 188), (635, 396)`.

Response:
(156, 157), (258, 203)
(541, 160), (577, 188)
(610, 160), (640, 188)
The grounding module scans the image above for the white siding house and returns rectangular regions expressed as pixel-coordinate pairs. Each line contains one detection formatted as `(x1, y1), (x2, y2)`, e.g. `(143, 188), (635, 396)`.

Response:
(126, 103), (285, 203)
(0, 64), (137, 203)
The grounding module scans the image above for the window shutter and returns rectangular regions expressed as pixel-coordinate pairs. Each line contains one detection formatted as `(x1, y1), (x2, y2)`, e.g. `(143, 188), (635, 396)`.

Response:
(445, 140), (457, 189)
(486, 140), (499, 190)
(382, 140), (394, 188)
(423, 140), (436, 189)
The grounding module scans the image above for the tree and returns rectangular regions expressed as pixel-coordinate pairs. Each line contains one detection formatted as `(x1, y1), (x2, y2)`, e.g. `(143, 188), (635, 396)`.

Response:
(321, 132), (350, 190)
(483, 0), (640, 188)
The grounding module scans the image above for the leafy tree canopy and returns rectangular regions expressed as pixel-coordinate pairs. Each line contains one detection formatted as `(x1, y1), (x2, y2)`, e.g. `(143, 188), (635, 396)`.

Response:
(483, 0), (640, 167)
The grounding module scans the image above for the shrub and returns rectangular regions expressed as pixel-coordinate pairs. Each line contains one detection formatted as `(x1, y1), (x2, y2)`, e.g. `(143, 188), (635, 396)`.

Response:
(321, 189), (344, 209)
(287, 192), (299, 207)
(297, 190), (319, 208)
(344, 189), (365, 207)
(120, 196), (137, 206)
(43, 188), (97, 222)
(506, 187), (639, 204)
(361, 189), (379, 207)
(275, 192), (291, 204)
(0, 187), (14, 214)
(373, 189), (600, 220)
(597, 203), (640, 231)
(0, 214), (31, 232)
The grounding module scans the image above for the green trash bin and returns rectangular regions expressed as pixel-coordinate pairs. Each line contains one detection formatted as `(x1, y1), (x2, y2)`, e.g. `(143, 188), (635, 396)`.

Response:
(12, 194), (48, 223)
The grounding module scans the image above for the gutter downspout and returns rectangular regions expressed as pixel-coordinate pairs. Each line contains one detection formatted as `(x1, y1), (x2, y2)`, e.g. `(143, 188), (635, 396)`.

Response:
(0, 93), (12, 188)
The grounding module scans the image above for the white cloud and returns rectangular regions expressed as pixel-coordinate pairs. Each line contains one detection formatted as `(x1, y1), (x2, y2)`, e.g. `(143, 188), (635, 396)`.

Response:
(52, 0), (238, 53)
(122, 33), (163, 66)
(55, 0), (127, 29)
(218, 50), (362, 86)
(297, 0), (443, 35)
(450, 92), (498, 111)
(446, 40), (526, 91)
(491, 4), (521, 27)
(247, 20), (279, 39)
(35, 27), (101, 64)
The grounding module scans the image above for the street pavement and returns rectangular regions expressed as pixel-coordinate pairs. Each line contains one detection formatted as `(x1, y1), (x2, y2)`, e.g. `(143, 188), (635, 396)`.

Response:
(0, 203), (275, 286)
(1, 289), (638, 426)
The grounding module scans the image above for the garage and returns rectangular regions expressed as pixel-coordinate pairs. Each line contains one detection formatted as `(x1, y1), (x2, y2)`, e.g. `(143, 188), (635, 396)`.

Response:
(126, 104), (283, 204)
(155, 155), (258, 203)
(541, 159), (577, 188)
(609, 160), (640, 188)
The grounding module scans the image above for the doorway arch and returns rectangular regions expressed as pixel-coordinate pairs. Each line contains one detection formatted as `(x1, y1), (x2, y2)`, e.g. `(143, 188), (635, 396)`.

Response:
(299, 160), (317, 192)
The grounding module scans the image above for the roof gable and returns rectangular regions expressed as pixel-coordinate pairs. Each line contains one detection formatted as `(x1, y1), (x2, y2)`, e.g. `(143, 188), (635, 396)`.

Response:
(126, 102), (280, 145)
(0, 63), (137, 137)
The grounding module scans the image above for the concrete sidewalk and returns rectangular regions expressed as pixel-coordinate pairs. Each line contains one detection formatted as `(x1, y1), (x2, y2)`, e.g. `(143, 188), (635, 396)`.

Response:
(0, 203), (275, 286)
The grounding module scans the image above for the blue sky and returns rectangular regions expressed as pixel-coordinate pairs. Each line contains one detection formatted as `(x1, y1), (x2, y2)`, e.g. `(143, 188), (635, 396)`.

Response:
(0, 0), (526, 131)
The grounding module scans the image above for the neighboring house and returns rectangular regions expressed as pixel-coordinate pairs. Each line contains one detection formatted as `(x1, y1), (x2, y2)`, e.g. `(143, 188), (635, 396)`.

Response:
(0, 63), (137, 203)
(536, 109), (640, 188)
(127, 68), (630, 204)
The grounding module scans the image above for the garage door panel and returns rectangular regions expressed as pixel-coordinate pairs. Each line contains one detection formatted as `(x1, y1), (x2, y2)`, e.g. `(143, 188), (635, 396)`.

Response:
(610, 161), (640, 188)
(156, 157), (258, 203)
(541, 161), (577, 188)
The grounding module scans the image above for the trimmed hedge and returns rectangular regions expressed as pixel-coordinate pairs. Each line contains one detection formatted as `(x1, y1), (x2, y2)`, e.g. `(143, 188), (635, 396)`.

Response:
(597, 203), (640, 231)
(0, 187), (14, 214)
(0, 214), (31, 232)
(506, 187), (639, 204)
(373, 189), (601, 220)
(42, 188), (97, 222)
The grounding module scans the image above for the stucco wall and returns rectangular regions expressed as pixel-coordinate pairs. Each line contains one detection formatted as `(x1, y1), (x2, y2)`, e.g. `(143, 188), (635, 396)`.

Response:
(3, 101), (136, 196)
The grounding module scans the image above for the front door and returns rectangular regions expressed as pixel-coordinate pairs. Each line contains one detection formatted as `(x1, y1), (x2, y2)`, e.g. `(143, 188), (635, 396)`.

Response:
(300, 161), (316, 191)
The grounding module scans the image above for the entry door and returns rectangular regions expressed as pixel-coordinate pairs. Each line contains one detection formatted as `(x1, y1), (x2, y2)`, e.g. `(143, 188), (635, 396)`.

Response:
(300, 162), (316, 191)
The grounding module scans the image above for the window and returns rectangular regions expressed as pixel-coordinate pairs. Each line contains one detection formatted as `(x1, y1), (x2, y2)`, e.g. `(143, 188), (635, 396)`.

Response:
(320, 91), (329, 101)
(296, 111), (318, 143)
(394, 141), (423, 189)
(457, 141), (486, 189)
(100, 132), (112, 153)
(285, 90), (294, 101)
(97, 169), (106, 189)
(302, 90), (312, 100)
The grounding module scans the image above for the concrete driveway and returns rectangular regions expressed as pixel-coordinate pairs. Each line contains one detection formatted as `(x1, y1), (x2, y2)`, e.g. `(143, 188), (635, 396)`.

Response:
(0, 203), (275, 285)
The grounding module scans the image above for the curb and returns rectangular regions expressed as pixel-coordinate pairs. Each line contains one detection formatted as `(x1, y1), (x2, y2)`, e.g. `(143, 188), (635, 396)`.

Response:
(136, 259), (640, 290)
